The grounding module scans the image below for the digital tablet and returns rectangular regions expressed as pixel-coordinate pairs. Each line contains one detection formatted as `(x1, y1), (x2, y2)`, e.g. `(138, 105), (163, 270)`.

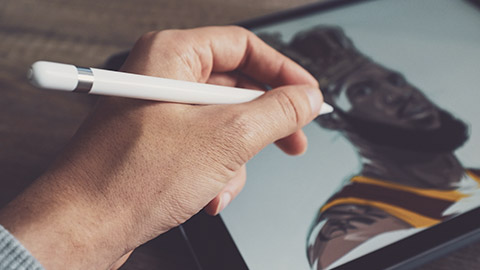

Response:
(181, 0), (480, 269)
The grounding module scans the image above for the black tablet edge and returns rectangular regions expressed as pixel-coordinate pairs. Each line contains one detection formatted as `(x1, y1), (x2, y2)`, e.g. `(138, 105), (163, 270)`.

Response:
(334, 207), (480, 270)
(182, 211), (248, 270)
(237, 0), (374, 29)
(467, 0), (480, 10)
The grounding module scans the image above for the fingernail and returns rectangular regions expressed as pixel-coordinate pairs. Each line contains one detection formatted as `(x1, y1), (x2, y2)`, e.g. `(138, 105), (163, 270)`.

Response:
(305, 87), (323, 116)
(217, 192), (232, 214)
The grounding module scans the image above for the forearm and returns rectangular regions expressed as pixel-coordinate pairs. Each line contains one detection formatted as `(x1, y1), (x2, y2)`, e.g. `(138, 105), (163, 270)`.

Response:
(0, 98), (184, 269)
(0, 98), (195, 269)
(0, 175), (118, 269)
(0, 129), (135, 270)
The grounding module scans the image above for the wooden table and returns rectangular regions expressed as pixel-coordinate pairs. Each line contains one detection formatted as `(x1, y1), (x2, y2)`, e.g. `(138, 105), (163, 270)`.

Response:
(1, 0), (479, 269)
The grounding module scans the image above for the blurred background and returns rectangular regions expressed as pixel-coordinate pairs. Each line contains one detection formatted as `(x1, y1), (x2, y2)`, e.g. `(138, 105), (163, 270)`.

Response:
(1, 0), (479, 269)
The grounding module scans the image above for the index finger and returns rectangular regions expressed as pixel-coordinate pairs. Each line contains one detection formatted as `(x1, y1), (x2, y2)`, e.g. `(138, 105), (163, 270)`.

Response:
(179, 26), (319, 87)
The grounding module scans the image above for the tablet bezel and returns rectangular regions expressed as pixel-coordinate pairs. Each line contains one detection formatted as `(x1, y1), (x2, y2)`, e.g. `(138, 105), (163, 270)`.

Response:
(182, 0), (480, 269)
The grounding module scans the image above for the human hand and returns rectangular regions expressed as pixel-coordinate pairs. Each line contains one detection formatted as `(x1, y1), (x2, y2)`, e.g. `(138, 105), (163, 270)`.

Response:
(0, 26), (323, 270)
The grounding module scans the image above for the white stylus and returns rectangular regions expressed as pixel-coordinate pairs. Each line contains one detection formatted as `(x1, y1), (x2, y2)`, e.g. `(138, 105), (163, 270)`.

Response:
(28, 61), (333, 115)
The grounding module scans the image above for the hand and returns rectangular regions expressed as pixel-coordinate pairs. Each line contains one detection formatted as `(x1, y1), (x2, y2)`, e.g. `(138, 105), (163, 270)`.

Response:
(0, 26), (323, 270)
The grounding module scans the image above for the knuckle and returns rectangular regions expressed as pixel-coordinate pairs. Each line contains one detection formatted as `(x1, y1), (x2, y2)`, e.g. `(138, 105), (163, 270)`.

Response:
(138, 31), (157, 42)
(227, 25), (255, 43)
(214, 110), (260, 166)
(135, 31), (159, 50)
(273, 90), (303, 127)
(228, 25), (249, 35)
(135, 29), (202, 80)
(138, 29), (185, 49)
(152, 29), (181, 40)
(226, 110), (258, 145)
(232, 25), (257, 43)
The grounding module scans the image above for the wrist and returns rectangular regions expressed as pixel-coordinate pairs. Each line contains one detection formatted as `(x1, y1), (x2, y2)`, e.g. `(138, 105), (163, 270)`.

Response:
(0, 171), (129, 269)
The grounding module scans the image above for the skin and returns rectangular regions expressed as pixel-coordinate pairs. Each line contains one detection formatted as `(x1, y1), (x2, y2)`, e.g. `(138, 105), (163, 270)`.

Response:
(0, 26), (324, 270)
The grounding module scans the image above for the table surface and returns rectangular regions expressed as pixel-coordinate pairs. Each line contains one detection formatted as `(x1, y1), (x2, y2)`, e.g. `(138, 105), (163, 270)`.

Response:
(1, 0), (479, 269)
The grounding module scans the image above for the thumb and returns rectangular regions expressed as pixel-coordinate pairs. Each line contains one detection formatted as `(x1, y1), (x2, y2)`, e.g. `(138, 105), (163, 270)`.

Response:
(233, 84), (324, 158)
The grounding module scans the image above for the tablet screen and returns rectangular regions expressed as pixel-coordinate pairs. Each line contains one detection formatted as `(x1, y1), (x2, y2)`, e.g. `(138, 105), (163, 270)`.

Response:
(220, 0), (480, 269)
